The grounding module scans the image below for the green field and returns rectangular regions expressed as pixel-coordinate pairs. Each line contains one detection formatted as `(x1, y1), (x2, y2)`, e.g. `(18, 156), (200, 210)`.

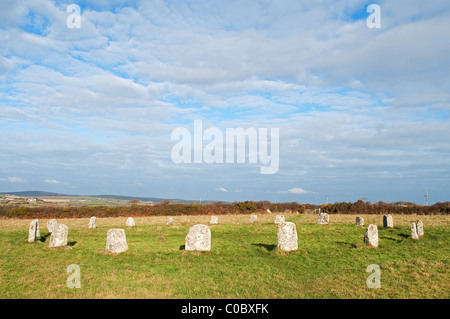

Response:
(0, 214), (448, 299)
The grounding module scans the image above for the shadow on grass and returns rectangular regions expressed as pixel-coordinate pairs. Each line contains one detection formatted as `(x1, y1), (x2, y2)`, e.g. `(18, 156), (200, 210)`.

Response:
(252, 243), (277, 252)
(38, 233), (51, 243)
(68, 241), (77, 247)
(179, 245), (185, 251)
(336, 241), (358, 249)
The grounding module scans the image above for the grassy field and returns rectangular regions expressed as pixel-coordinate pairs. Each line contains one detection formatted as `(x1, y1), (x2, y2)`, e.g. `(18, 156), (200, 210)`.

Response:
(0, 213), (448, 299)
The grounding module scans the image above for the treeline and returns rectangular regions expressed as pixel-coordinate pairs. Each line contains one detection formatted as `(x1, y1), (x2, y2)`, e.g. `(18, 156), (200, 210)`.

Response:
(0, 200), (448, 219)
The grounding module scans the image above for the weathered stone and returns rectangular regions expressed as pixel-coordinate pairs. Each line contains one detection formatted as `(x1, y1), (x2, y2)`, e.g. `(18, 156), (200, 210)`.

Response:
(266, 209), (272, 214)
(126, 217), (135, 227)
(417, 220), (424, 236)
(185, 224), (211, 251)
(356, 216), (364, 226)
(106, 229), (128, 253)
(35, 220), (40, 238)
(317, 212), (329, 225)
(47, 219), (58, 233)
(275, 215), (285, 224)
(28, 219), (39, 243)
(49, 224), (69, 248)
(383, 215), (394, 228)
(210, 216), (218, 225)
(411, 222), (419, 240)
(166, 217), (174, 226)
(277, 222), (298, 251)
(364, 224), (379, 247)
(250, 215), (258, 223)
(89, 216), (97, 229)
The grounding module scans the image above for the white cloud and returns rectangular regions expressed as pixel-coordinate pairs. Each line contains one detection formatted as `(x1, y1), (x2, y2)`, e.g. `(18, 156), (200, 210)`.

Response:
(0, 177), (26, 183)
(281, 188), (311, 195)
(216, 187), (228, 193)
(44, 179), (62, 184)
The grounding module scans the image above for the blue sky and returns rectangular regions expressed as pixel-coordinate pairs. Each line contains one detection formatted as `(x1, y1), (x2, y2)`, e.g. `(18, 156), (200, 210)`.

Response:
(1, 0), (449, 204)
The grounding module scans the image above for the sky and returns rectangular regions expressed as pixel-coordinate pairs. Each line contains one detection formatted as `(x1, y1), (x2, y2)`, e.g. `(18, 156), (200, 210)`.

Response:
(0, 0), (449, 204)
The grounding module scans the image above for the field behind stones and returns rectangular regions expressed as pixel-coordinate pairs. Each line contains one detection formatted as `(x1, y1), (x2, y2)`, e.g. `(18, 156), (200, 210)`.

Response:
(0, 213), (449, 299)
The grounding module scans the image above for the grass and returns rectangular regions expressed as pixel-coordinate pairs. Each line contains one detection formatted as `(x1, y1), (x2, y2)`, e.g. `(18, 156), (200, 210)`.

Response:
(0, 213), (448, 299)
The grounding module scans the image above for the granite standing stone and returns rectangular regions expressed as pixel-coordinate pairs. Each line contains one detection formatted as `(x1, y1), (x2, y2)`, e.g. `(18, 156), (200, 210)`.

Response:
(275, 215), (285, 224)
(317, 212), (329, 225)
(277, 222), (298, 251)
(383, 215), (394, 228)
(411, 222), (419, 240)
(185, 224), (211, 251)
(417, 220), (424, 236)
(35, 220), (40, 238)
(126, 217), (135, 227)
(166, 217), (174, 226)
(89, 216), (97, 229)
(364, 224), (379, 247)
(210, 216), (218, 225)
(47, 219), (58, 233)
(250, 215), (258, 223)
(356, 216), (364, 226)
(106, 229), (128, 253)
(49, 224), (69, 248)
(28, 219), (39, 243)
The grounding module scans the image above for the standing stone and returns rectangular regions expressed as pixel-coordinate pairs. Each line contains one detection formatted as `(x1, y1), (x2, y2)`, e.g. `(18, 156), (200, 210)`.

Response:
(417, 220), (424, 237)
(250, 215), (258, 223)
(275, 215), (285, 224)
(185, 224), (211, 251)
(277, 222), (298, 251)
(364, 224), (379, 247)
(47, 219), (58, 233)
(49, 224), (69, 248)
(355, 216), (364, 226)
(35, 220), (40, 238)
(411, 222), (419, 240)
(210, 216), (218, 225)
(383, 215), (394, 228)
(317, 212), (329, 225)
(126, 217), (135, 227)
(266, 209), (272, 214)
(166, 217), (174, 226)
(28, 219), (39, 243)
(89, 216), (97, 229)
(106, 229), (128, 253)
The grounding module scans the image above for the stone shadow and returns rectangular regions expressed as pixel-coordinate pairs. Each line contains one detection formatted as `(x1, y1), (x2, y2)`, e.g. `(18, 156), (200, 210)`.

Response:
(252, 243), (277, 252)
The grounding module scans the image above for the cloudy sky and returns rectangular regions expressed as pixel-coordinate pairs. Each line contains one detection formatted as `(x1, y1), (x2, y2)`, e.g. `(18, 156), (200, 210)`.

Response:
(1, 0), (449, 204)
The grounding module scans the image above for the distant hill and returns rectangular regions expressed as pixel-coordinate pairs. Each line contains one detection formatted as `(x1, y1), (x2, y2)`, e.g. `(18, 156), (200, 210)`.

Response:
(0, 191), (208, 204)
(0, 191), (65, 197)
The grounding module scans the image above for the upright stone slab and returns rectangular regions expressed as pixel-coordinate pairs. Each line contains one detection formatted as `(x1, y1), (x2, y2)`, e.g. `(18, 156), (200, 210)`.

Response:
(355, 216), (364, 226)
(411, 222), (419, 240)
(210, 216), (218, 225)
(166, 217), (174, 226)
(28, 219), (39, 243)
(126, 217), (135, 227)
(106, 229), (128, 253)
(47, 219), (58, 233)
(250, 215), (257, 223)
(185, 224), (211, 251)
(317, 212), (329, 225)
(266, 209), (272, 214)
(417, 220), (424, 237)
(89, 216), (97, 229)
(383, 215), (394, 228)
(275, 215), (285, 224)
(49, 224), (69, 248)
(35, 220), (40, 238)
(364, 224), (378, 247)
(277, 222), (298, 251)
